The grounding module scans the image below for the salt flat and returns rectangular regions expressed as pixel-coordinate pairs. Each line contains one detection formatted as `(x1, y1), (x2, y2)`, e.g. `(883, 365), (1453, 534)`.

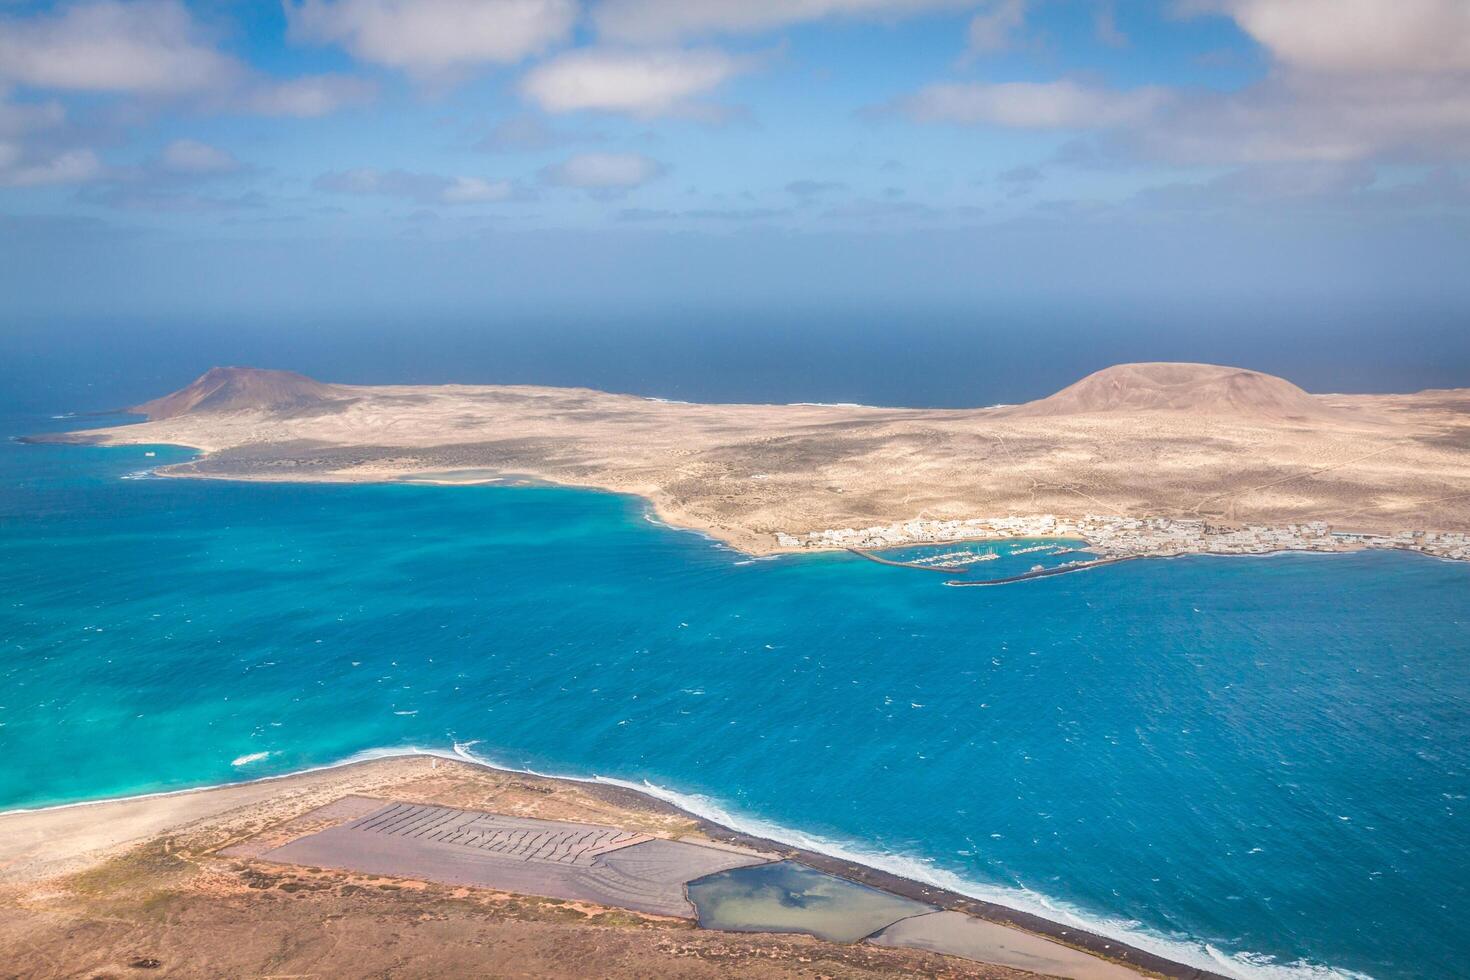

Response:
(257, 799), (766, 917)
(0, 756), (1167, 978)
(872, 911), (1143, 980)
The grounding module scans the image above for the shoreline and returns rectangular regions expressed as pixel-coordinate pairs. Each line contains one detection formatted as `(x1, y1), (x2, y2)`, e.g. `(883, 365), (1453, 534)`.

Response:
(5, 425), (1441, 978)
(122, 460), (1470, 572)
(17, 357), (1470, 572)
(27, 428), (1470, 571)
(942, 545), (1459, 587)
(847, 547), (978, 572)
(2, 745), (1245, 979)
(944, 555), (1141, 586)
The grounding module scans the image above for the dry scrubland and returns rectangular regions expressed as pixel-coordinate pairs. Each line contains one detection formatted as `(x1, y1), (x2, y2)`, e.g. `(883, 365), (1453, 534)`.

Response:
(54, 361), (1470, 553)
(0, 757), (1033, 979)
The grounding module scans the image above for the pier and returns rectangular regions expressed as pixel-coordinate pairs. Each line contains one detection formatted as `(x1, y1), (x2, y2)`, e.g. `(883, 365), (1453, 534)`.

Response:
(848, 548), (974, 573)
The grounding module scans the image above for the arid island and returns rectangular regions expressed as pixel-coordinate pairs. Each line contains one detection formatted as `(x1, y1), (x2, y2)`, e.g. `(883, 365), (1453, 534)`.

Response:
(37, 361), (1470, 563)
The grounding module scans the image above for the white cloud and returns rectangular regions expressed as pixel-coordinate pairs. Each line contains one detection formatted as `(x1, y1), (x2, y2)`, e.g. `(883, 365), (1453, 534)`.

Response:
(836, 1), (1470, 169)
(0, 93), (65, 138)
(1127, 0), (1470, 162)
(898, 80), (1170, 129)
(0, 2), (375, 120)
(242, 74), (378, 117)
(1132, 0), (1470, 162)
(442, 176), (515, 202)
(0, 0), (240, 94)
(158, 139), (240, 175)
(966, 0), (1026, 54)
(60, 137), (258, 210)
(1135, 160), (1378, 210)
(592, 0), (973, 43)
(890, 3), (1470, 163)
(1131, 161), (1470, 215)
(1135, 74), (1470, 163)
(475, 115), (593, 152)
(0, 145), (102, 187)
(1093, 1), (1127, 48)
(1207, 0), (1470, 75)
(314, 167), (514, 204)
(0, 88), (101, 187)
(787, 178), (845, 199)
(540, 151), (663, 188)
(520, 48), (746, 116)
(286, 0), (577, 77)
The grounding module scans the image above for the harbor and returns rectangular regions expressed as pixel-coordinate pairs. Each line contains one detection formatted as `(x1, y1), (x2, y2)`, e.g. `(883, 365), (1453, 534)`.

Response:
(848, 547), (1001, 573)
(781, 515), (1470, 564)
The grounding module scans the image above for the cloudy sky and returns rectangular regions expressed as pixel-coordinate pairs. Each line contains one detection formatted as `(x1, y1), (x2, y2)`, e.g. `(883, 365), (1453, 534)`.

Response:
(2, 0), (1469, 335)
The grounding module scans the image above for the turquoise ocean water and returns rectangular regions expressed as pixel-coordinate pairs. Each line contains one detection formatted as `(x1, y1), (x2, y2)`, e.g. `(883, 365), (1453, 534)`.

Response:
(2, 413), (1467, 979)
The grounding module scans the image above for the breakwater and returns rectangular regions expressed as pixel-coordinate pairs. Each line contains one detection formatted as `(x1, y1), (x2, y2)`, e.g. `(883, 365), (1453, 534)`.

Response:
(944, 556), (1139, 587)
(848, 548), (974, 573)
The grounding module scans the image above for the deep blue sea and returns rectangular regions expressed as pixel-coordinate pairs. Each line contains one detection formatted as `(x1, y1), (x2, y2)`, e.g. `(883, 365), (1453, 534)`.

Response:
(2, 410), (1467, 980)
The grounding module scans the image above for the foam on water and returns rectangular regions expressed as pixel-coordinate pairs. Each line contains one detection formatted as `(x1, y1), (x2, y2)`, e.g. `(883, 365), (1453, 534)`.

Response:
(0, 745), (454, 818)
(441, 741), (1361, 980)
(424, 742), (1381, 979)
(585, 783), (1366, 980)
(0, 733), (1394, 980)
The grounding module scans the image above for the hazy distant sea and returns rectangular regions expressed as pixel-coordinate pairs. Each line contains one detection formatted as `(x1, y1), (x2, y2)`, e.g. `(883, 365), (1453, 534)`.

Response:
(3, 398), (1467, 980)
(4, 305), (1469, 417)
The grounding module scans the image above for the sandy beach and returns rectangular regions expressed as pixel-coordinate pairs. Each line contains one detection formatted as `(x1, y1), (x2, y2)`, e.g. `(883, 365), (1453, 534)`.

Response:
(0, 753), (1218, 979)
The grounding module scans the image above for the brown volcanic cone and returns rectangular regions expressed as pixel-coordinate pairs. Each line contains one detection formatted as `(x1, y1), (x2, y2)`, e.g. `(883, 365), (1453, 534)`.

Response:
(133, 366), (342, 420)
(998, 362), (1333, 419)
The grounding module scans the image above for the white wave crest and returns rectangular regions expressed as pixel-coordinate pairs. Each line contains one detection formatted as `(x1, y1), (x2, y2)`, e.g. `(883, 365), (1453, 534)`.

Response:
(446, 742), (1371, 980)
(786, 401), (869, 408)
(4, 741), (1374, 980)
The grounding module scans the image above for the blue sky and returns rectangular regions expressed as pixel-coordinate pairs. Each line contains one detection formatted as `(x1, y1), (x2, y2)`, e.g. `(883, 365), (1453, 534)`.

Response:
(2, 0), (1469, 335)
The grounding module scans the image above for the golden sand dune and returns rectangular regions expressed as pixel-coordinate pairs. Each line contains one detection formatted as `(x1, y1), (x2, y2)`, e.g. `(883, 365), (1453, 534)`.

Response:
(44, 362), (1470, 553)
